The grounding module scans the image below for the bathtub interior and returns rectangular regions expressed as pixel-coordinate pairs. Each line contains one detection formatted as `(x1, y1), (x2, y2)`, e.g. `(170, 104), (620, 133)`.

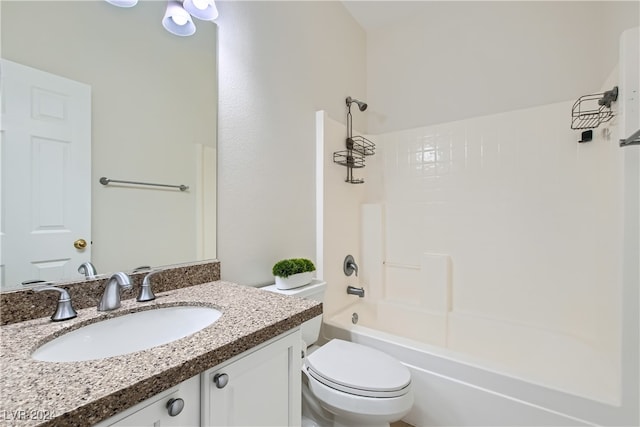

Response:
(324, 299), (618, 406)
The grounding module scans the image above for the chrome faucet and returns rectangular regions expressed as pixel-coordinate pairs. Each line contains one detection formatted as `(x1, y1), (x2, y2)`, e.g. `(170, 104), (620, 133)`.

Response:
(78, 261), (97, 279)
(344, 255), (359, 277)
(33, 285), (78, 321)
(137, 270), (161, 302)
(98, 272), (132, 311)
(346, 285), (365, 298)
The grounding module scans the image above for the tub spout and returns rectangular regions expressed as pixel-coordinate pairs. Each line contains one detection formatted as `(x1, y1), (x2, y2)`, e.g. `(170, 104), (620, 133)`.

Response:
(347, 285), (365, 298)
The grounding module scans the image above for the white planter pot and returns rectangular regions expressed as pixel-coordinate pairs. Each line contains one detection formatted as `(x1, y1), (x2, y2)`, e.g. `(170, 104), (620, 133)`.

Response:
(274, 271), (314, 290)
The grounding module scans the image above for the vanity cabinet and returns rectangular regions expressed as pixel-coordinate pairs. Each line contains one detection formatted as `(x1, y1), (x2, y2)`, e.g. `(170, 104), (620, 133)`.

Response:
(97, 330), (301, 427)
(98, 375), (200, 427)
(201, 330), (302, 427)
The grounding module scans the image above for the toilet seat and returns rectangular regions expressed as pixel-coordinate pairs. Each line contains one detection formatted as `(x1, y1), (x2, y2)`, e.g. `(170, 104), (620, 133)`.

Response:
(305, 339), (411, 398)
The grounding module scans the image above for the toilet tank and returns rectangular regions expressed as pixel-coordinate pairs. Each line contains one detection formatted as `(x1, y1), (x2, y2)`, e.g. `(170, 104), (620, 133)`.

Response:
(261, 279), (326, 346)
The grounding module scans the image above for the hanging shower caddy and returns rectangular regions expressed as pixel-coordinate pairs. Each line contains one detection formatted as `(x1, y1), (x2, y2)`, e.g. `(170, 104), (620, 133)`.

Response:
(333, 96), (375, 184)
(571, 86), (618, 130)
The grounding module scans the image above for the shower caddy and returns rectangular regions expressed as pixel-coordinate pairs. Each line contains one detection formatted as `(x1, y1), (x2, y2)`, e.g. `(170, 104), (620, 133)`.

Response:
(571, 85), (640, 147)
(571, 86), (618, 131)
(333, 97), (375, 184)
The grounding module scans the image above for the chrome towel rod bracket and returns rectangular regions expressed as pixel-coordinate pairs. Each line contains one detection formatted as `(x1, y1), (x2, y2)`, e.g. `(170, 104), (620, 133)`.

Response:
(99, 177), (189, 191)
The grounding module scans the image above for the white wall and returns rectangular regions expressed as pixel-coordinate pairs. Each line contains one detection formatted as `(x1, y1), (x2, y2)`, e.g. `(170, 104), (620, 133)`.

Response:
(364, 1), (639, 134)
(216, 1), (366, 285)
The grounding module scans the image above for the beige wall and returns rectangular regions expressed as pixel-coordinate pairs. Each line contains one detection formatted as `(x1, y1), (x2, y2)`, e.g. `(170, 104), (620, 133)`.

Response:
(1, 1), (217, 274)
(216, 1), (366, 285)
(315, 112), (368, 319)
(364, 1), (639, 133)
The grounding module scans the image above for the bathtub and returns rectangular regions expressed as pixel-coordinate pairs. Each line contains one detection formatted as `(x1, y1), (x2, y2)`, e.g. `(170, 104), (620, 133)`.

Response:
(322, 300), (628, 426)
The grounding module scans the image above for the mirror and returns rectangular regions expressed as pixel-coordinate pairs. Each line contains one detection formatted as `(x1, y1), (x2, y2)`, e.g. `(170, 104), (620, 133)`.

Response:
(0, 1), (217, 290)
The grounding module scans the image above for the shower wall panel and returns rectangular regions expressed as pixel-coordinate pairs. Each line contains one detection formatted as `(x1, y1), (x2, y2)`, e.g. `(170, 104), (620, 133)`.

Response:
(371, 99), (623, 364)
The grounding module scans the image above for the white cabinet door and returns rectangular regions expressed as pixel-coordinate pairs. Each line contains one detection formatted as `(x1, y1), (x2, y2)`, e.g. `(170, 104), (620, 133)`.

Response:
(202, 330), (302, 427)
(99, 375), (200, 427)
(0, 59), (91, 289)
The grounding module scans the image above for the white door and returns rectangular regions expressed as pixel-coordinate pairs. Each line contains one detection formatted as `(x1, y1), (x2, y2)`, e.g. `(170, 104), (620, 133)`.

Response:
(0, 59), (91, 289)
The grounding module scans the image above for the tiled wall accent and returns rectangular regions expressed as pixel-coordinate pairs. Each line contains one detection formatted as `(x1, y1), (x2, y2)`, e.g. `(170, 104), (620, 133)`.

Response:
(372, 100), (623, 352)
(0, 260), (220, 325)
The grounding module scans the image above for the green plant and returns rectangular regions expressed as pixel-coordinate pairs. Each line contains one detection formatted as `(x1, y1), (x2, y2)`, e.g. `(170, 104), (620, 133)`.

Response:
(272, 258), (316, 278)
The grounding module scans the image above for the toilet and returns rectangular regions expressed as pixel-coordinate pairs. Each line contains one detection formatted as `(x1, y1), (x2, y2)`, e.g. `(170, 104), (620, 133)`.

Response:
(261, 280), (413, 427)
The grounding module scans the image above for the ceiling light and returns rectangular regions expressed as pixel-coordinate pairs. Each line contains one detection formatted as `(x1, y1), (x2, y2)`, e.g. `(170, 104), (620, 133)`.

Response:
(162, 1), (196, 37)
(105, 0), (218, 37)
(183, 0), (219, 21)
(105, 0), (138, 7)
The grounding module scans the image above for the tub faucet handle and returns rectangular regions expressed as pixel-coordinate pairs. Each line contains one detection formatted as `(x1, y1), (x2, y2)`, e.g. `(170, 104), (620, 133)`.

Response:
(344, 255), (359, 277)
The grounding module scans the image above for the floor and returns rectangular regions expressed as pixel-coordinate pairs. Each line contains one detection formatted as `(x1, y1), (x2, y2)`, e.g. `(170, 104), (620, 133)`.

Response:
(391, 421), (413, 427)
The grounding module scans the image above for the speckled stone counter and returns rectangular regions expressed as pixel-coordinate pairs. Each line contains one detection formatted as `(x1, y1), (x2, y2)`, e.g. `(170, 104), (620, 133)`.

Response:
(1, 260), (220, 326)
(0, 280), (322, 427)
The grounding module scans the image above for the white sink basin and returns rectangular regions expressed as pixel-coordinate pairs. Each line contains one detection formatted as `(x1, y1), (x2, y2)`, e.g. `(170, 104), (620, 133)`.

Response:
(32, 306), (222, 362)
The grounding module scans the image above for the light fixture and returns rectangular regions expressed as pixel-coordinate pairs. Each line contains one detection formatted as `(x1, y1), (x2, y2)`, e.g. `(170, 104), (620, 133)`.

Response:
(183, 0), (218, 21)
(105, 0), (138, 7)
(104, 0), (218, 37)
(162, 0), (196, 37)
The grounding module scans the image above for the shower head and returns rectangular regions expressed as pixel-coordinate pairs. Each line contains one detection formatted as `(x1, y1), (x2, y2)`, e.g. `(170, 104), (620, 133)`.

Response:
(346, 96), (368, 112)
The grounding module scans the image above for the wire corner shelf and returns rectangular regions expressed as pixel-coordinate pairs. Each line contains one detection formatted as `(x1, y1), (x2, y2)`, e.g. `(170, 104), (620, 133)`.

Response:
(571, 86), (618, 130)
(346, 136), (375, 156)
(333, 151), (365, 168)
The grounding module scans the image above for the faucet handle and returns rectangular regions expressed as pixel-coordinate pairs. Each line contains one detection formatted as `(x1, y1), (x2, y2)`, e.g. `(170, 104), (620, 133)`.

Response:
(343, 255), (359, 277)
(78, 262), (97, 279)
(137, 270), (161, 302)
(33, 285), (78, 321)
(22, 279), (50, 286)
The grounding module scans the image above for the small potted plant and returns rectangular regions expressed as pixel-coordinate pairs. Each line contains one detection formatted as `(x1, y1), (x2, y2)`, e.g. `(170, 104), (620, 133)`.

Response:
(272, 258), (316, 290)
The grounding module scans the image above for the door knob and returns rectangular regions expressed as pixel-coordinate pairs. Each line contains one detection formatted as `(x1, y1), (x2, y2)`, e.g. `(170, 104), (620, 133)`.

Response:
(74, 239), (87, 250)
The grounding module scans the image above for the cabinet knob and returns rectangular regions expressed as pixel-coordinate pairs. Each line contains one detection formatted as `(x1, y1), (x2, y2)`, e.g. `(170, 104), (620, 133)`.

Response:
(213, 373), (229, 389)
(166, 398), (184, 417)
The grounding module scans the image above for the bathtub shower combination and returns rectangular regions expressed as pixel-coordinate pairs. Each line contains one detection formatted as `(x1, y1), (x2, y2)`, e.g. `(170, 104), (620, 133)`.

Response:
(318, 27), (639, 427)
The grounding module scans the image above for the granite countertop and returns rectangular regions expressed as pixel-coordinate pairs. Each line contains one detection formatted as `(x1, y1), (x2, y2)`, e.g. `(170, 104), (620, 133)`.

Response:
(0, 280), (322, 427)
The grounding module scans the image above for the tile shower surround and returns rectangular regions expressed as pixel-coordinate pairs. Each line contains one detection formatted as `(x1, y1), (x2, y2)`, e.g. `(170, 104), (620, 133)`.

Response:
(373, 100), (621, 355)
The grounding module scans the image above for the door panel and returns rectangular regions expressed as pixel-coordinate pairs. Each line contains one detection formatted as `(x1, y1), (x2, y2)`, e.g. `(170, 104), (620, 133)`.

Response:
(0, 59), (91, 288)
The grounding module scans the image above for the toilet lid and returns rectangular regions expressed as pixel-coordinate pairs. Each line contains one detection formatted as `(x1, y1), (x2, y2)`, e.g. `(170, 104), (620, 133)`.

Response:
(306, 339), (411, 398)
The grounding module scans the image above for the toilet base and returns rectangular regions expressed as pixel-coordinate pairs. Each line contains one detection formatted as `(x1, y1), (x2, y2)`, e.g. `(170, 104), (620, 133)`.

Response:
(302, 376), (401, 427)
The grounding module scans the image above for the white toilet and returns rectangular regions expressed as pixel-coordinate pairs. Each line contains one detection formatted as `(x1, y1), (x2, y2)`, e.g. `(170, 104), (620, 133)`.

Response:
(261, 280), (413, 427)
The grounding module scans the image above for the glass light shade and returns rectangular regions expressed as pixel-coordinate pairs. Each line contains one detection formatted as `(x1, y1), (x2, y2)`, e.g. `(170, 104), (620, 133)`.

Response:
(162, 1), (196, 37)
(183, 0), (218, 21)
(105, 0), (138, 7)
